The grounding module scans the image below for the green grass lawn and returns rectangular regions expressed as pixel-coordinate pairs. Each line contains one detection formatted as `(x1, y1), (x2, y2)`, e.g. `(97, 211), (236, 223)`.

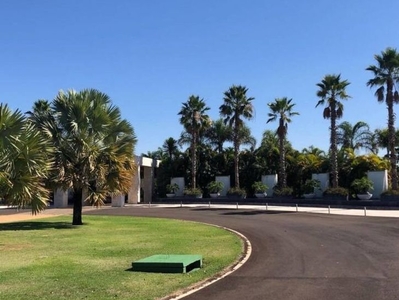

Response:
(0, 215), (243, 300)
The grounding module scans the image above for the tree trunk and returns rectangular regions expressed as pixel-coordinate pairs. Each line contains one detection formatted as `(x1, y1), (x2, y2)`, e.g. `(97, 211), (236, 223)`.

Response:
(72, 188), (83, 225)
(279, 133), (286, 188)
(330, 103), (338, 188)
(234, 123), (240, 188)
(387, 83), (398, 190)
(191, 130), (197, 189)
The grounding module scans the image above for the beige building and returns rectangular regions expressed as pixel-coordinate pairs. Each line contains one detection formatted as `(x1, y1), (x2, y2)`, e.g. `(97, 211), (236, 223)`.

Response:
(53, 156), (160, 208)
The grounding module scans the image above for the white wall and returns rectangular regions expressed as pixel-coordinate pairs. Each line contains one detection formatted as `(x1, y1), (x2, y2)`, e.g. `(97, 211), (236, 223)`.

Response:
(171, 177), (185, 196)
(215, 176), (230, 196)
(368, 170), (388, 199)
(312, 173), (329, 198)
(262, 174), (278, 196)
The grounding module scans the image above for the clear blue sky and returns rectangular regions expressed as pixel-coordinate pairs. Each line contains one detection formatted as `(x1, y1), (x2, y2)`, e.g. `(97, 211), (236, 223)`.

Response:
(1, 0), (399, 155)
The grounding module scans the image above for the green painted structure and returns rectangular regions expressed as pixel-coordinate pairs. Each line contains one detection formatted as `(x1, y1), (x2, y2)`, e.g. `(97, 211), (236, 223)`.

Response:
(132, 254), (202, 273)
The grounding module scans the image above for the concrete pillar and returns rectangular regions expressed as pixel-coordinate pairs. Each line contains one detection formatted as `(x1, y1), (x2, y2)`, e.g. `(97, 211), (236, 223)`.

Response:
(112, 194), (125, 207)
(128, 165), (141, 203)
(82, 187), (89, 206)
(262, 175), (278, 196)
(215, 176), (230, 196)
(312, 173), (329, 198)
(368, 170), (388, 199)
(54, 189), (68, 208)
(143, 166), (153, 203)
(171, 177), (185, 196)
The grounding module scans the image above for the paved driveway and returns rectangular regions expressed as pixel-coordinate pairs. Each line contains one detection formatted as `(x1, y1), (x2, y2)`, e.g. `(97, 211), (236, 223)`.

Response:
(85, 206), (399, 300)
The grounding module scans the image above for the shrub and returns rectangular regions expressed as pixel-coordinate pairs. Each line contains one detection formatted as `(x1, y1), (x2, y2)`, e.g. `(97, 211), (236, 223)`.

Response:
(273, 186), (293, 196)
(207, 181), (224, 193)
(381, 189), (399, 196)
(227, 187), (247, 197)
(323, 187), (348, 196)
(252, 181), (268, 193)
(303, 179), (321, 194)
(350, 177), (373, 194)
(183, 187), (203, 196)
(166, 183), (179, 194)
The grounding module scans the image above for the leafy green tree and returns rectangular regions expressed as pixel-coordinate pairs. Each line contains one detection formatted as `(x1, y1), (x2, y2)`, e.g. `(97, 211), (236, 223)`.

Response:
(162, 137), (179, 161)
(0, 104), (53, 213)
(204, 118), (232, 153)
(267, 97), (299, 188)
(336, 121), (372, 152)
(178, 95), (211, 188)
(220, 85), (254, 188)
(367, 47), (399, 189)
(32, 89), (137, 225)
(237, 124), (257, 152)
(316, 74), (351, 188)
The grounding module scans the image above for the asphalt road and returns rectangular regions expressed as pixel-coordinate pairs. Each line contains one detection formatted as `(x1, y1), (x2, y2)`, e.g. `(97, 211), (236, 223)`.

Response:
(85, 206), (399, 300)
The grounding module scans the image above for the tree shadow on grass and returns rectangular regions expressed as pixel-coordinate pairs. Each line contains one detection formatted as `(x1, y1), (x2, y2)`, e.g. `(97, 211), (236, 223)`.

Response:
(0, 221), (76, 231)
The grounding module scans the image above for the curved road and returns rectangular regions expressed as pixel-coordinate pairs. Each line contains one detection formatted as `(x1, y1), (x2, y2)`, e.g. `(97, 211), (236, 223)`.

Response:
(86, 206), (399, 300)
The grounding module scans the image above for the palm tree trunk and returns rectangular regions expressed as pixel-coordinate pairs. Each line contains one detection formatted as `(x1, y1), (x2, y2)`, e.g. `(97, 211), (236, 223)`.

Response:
(330, 104), (338, 188)
(279, 133), (286, 188)
(234, 125), (240, 188)
(192, 130), (197, 188)
(387, 85), (398, 190)
(72, 188), (83, 225)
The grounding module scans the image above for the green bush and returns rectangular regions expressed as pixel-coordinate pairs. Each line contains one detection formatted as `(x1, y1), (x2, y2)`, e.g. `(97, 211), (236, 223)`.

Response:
(252, 181), (268, 193)
(381, 189), (399, 196)
(350, 177), (373, 194)
(183, 187), (203, 196)
(273, 186), (293, 196)
(227, 187), (247, 197)
(303, 179), (321, 194)
(207, 181), (224, 193)
(166, 183), (179, 194)
(323, 187), (348, 196)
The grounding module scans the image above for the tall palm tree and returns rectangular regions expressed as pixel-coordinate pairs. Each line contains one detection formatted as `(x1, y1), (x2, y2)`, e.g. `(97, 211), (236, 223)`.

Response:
(367, 47), (399, 189)
(34, 89), (137, 225)
(267, 97), (299, 188)
(0, 104), (53, 213)
(204, 118), (232, 153)
(316, 74), (351, 188)
(220, 85), (254, 188)
(178, 95), (211, 189)
(336, 121), (372, 152)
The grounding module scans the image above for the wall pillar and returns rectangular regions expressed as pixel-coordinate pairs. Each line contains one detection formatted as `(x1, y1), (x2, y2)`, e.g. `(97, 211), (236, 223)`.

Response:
(262, 175), (278, 196)
(128, 165), (141, 203)
(312, 173), (329, 198)
(112, 194), (125, 207)
(143, 166), (153, 203)
(54, 189), (68, 208)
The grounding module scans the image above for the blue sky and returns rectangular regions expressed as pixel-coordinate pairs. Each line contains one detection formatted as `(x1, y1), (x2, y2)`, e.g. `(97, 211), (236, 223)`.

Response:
(1, 0), (399, 155)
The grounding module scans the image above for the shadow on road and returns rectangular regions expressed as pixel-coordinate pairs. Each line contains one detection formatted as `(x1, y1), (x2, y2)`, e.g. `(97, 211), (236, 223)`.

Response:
(221, 210), (295, 216)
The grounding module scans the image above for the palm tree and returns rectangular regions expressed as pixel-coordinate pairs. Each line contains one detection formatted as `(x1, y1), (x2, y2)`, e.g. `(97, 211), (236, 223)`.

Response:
(220, 85), (254, 188)
(367, 47), (399, 189)
(162, 137), (179, 161)
(237, 124), (257, 152)
(336, 121), (372, 152)
(0, 104), (53, 213)
(267, 97), (299, 188)
(204, 118), (232, 153)
(316, 74), (351, 188)
(178, 95), (211, 188)
(33, 89), (137, 225)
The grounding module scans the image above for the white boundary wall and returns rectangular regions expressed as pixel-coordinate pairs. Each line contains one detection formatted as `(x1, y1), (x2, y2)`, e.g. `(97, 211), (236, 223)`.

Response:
(262, 174), (278, 196)
(215, 176), (230, 196)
